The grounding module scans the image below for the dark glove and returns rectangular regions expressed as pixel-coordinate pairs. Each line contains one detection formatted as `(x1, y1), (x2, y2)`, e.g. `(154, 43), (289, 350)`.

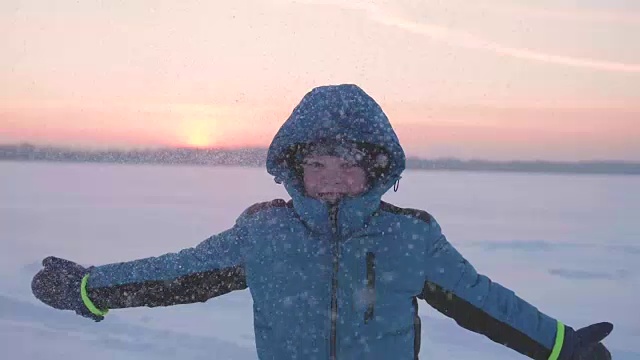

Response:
(31, 256), (105, 322)
(560, 322), (613, 360)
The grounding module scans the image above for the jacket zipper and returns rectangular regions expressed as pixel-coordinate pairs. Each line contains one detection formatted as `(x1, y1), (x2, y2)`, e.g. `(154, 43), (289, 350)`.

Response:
(364, 251), (376, 324)
(329, 205), (340, 360)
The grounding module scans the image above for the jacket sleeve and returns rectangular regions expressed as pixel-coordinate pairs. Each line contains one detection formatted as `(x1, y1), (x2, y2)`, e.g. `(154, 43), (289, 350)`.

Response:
(419, 218), (565, 360)
(84, 222), (247, 311)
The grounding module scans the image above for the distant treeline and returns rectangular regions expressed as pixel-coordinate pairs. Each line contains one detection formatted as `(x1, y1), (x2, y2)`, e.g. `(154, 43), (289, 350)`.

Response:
(2, 143), (640, 176)
(405, 158), (640, 175)
(0, 143), (266, 167)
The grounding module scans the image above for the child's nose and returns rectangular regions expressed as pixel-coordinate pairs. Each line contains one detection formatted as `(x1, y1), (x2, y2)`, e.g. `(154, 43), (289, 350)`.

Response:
(317, 174), (342, 186)
(327, 171), (346, 183)
(321, 175), (341, 185)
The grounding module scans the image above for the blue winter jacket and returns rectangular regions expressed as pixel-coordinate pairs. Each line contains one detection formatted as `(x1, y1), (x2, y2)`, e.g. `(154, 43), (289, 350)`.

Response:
(85, 84), (565, 359)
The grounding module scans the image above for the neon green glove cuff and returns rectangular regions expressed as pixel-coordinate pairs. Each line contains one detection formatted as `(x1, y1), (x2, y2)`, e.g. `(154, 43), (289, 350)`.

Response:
(548, 321), (565, 360)
(80, 274), (109, 317)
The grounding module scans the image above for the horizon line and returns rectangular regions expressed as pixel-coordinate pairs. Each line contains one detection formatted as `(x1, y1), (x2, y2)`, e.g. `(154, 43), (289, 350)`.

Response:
(2, 142), (640, 165)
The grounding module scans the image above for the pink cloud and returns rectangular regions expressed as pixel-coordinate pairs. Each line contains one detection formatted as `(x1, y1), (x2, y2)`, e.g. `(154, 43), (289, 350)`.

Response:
(372, 10), (640, 73)
(285, 0), (640, 73)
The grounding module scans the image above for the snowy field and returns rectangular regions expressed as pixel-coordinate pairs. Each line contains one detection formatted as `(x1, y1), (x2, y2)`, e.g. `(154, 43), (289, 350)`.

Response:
(1, 161), (639, 359)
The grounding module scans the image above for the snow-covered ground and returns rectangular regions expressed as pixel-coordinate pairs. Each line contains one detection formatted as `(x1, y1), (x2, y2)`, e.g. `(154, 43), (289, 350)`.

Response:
(1, 161), (638, 359)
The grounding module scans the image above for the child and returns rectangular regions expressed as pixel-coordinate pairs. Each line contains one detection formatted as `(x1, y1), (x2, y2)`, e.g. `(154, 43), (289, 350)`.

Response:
(32, 84), (613, 360)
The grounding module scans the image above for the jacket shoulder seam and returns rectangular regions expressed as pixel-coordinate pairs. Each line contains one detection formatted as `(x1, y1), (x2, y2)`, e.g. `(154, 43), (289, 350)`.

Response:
(244, 198), (292, 216)
(378, 201), (433, 225)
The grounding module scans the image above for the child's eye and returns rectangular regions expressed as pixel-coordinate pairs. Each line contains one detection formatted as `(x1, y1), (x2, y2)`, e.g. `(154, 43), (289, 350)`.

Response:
(340, 163), (357, 169)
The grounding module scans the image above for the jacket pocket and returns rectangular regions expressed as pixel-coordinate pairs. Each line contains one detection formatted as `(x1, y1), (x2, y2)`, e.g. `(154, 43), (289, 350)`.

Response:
(364, 251), (376, 324)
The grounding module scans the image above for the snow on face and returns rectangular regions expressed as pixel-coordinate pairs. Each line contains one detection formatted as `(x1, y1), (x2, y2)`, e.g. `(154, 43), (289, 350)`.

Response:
(301, 155), (368, 203)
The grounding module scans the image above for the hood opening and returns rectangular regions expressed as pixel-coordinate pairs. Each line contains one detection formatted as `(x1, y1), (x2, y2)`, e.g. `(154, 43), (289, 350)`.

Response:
(278, 139), (395, 195)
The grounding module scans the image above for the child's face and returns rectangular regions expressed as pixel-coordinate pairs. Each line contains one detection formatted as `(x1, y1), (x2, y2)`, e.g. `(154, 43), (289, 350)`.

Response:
(301, 155), (368, 204)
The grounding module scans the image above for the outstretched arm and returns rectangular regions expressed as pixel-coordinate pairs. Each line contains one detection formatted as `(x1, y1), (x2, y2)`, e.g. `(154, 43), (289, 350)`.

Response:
(419, 218), (612, 360)
(32, 223), (247, 321)
(87, 225), (247, 310)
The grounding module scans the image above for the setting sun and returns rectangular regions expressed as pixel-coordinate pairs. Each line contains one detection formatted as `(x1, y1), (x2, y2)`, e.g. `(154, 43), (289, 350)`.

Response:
(183, 120), (217, 148)
(186, 131), (213, 148)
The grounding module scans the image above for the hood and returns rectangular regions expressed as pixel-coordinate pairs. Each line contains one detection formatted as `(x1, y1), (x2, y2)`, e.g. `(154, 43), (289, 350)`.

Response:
(267, 84), (405, 189)
(265, 84), (406, 236)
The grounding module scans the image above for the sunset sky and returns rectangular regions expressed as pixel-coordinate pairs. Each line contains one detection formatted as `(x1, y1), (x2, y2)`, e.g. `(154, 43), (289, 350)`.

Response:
(1, 0), (639, 161)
